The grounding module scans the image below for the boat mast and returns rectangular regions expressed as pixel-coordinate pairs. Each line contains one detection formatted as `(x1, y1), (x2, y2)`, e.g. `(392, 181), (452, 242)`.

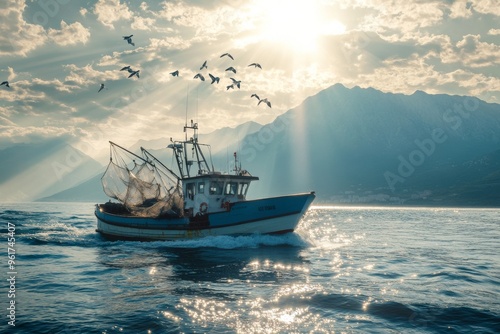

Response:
(168, 86), (213, 178)
(183, 120), (212, 177)
(233, 151), (242, 175)
(183, 122), (191, 177)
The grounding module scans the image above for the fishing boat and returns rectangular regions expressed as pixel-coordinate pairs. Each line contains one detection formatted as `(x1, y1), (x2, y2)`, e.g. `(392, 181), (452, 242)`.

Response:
(95, 121), (315, 240)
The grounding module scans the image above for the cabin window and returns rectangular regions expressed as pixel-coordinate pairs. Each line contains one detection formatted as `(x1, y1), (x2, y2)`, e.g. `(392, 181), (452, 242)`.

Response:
(239, 182), (249, 195)
(209, 181), (223, 195)
(198, 182), (205, 194)
(186, 182), (196, 200)
(225, 182), (238, 195)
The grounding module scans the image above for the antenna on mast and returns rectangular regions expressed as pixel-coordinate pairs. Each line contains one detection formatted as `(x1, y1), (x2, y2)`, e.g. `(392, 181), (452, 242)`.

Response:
(233, 151), (241, 175)
(185, 84), (189, 141)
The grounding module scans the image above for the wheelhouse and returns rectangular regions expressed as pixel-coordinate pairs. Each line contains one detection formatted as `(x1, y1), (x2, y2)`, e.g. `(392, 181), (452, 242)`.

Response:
(167, 120), (258, 217)
(183, 174), (259, 216)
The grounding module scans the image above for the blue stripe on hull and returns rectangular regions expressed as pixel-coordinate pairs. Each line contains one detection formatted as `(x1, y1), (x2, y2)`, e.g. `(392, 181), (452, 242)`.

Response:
(95, 192), (315, 237)
(208, 193), (312, 227)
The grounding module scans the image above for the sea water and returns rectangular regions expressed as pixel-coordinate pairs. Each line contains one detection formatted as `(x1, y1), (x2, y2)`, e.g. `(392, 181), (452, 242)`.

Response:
(0, 203), (499, 333)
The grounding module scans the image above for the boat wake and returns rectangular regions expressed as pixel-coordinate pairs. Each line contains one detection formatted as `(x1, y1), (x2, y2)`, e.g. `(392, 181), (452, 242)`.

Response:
(144, 232), (310, 249)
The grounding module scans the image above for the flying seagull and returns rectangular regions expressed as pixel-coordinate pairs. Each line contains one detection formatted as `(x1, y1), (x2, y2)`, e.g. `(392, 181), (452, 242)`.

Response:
(230, 78), (241, 89)
(170, 70), (179, 77)
(128, 70), (140, 78)
(0, 81), (10, 88)
(98, 83), (106, 93)
(258, 98), (272, 108)
(194, 73), (205, 81)
(200, 61), (207, 70)
(225, 66), (237, 74)
(208, 74), (220, 84)
(248, 63), (262, 69)
(226, 84), (234, 90)
(220, 53), (234, 60)
(123, 35), (135, 46)
(251, 93), (260, 101)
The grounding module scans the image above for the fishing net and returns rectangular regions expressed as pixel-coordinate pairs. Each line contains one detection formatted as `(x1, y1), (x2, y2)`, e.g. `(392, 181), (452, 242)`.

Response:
(101, 143), (184, 217)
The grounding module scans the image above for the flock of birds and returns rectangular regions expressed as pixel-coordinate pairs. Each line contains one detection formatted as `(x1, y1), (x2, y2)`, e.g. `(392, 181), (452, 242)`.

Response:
(186, 53), (269, 108)
(1, 34), (272, 108)
(111, 35), (272, 108)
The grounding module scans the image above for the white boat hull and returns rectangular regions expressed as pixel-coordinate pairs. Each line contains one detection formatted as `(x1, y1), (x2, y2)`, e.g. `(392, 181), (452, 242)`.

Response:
(96, 192), (315, 241)
(97, 211), (304, 240)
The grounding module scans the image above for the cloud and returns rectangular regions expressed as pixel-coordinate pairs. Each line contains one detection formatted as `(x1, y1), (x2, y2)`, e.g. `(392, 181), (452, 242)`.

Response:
(446, 0), (500, 17)
(0, 116), (15, 127)
(442, 34), (500, 68)
(0, 79), (46, 104)
(470, 0), (500, 16)
(149, 36), (192, 50)
(131, 16), (156, 31)
(0, 79), (82, 120)
(448, 0), (473, 18)
(93, 0), (133, 29)
(337, 1), (444, 36)
(0, 0), (47, 56)
(0, 68), (79, 114)
(80, 7), (88, 17)
(354, 54), (500, 100)
(0, 124), (78, 147)
(5, 66), (17, 81)
(156, 2), (253, 40)
(337, 0), (497, 38)
(48, 20), (91, 46)
(97, 53), (121, 67)
(32, 78), (80, 94)
(440, 69), (500, 99)
(63, 64), (122, 86)
(0, 106), (16, 125)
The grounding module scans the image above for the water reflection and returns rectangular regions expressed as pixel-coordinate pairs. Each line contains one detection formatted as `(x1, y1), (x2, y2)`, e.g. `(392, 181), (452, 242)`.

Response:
(94, 234), (318, 332)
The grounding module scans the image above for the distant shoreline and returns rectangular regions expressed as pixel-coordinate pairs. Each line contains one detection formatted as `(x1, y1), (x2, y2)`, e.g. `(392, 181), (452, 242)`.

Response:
(312, 201), (500, 209)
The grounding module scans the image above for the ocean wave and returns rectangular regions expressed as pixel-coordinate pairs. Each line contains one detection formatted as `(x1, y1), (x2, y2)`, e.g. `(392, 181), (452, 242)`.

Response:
(155, 233), (309, 249)
(276, 292), (500, 332)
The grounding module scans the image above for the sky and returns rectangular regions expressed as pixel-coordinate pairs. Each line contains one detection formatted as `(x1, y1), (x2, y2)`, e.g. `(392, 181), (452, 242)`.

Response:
(0, 0), (499, 161)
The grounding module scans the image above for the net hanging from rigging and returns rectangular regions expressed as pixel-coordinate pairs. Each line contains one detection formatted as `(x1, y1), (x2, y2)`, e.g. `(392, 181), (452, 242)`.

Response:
(101, 142), (183, 217)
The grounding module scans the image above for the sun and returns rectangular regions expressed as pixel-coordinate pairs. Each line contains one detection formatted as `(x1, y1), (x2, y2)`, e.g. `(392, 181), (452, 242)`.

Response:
(254, 0), (345, 53)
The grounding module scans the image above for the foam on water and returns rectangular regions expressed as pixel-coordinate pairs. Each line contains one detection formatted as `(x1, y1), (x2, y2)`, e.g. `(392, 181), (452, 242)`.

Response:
(154, 233), (310, 249)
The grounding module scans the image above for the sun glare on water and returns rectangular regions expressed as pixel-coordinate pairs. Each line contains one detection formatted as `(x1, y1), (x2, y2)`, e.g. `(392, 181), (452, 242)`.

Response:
(255, 0), (345, 53)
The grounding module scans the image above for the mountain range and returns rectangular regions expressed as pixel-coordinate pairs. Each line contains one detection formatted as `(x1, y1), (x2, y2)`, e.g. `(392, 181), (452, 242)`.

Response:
(0, 139), (103, 202)
(2, 84), (499, 206)
(238, 84), (500, 206)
